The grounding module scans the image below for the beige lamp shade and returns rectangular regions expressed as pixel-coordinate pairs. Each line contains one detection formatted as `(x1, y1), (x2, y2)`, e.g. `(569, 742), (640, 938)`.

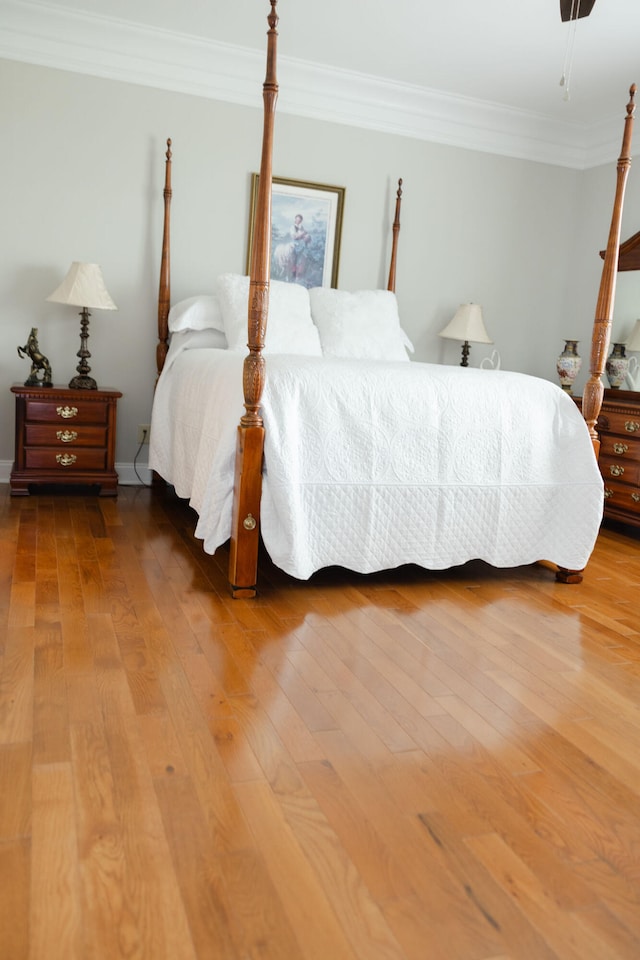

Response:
(46, 262), (117, 390)
(439, 303), (492, 344)
(46, 262), (117, 311)
(625, 319), (640, 352)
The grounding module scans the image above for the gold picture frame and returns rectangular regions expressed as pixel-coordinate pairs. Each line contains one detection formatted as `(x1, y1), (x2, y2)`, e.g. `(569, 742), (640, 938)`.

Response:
(246, 174), (345, 288)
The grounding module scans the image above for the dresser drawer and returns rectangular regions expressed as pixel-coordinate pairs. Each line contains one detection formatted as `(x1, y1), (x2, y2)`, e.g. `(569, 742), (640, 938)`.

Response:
(24, 424), (108, 447)
(599, 434), (640, 461)
(603, 478), (640, 517)
(599, 456), (640, 485)
(25, 398), (110, 425)
(597, 409), (640, 437)
(24, 447), (107, 471)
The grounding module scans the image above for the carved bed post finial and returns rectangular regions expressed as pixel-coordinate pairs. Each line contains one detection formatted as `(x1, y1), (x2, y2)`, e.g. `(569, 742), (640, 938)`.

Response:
(387, 178), (403, 293)
(240, 0), (279, 429)
(582, 83), (635, 452)
(157, 137), (172, 377)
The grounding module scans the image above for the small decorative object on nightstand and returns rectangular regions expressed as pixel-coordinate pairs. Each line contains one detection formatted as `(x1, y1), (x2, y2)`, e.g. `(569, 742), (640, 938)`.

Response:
(46, 262), (117, 390)
(556, 339), (582, 393)
(605, 342), (629, 388)
(480, 349), (501, 370)
(10, 383), (122, 496)
(17, 327), (53, 387)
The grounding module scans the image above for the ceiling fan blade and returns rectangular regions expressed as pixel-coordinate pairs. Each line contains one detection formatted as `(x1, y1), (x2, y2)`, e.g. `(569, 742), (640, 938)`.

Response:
(560, 0), (597, 21)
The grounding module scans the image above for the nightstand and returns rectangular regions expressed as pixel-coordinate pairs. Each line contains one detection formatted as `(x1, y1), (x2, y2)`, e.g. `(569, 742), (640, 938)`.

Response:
(10, 384), (122, 496)
(576, 388), (640, 528)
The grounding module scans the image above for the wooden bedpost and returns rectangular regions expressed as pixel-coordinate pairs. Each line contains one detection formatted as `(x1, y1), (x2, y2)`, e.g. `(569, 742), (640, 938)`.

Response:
(581, 85), (636, 452)
(387, 178), (403, 292)
(556, 84), (635, 586)
(157, 138), (172, 377)
(228, 1), (279, 598)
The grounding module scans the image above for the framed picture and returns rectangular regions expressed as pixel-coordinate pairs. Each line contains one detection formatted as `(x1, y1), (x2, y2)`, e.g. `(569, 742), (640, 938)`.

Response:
(246, 175), (345, 288)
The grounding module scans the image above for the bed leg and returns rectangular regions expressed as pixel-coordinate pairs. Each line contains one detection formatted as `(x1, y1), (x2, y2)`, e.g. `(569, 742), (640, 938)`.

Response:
(228, 425), (265, 599)
(555, 566), (584, 584)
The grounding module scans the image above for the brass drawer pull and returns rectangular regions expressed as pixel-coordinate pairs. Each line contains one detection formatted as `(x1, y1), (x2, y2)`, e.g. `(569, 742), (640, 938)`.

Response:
(613, 442), (629, 454)
(56, 453), (77, 467)
(624, 420), (640, 433)
(56, 405), (78, 419)
(56, 430), (78, 443)
(604, 488), (614, 499)
(609, 464), (625, 477)
(633, 493), (640, 503)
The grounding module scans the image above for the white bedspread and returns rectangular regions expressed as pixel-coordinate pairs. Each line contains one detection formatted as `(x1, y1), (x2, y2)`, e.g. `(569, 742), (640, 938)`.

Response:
(149, 345), (603, 578)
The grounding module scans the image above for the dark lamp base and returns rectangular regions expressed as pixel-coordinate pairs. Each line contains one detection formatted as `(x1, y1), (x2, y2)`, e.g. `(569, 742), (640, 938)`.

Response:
(68, 375), (98, 390)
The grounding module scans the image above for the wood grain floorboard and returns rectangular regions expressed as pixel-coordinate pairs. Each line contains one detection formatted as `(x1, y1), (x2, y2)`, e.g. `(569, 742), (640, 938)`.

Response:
(0, 482), (639, 959)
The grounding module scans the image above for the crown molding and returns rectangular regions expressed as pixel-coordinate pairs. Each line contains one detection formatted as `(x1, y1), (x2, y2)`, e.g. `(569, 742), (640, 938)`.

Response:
(0, 0), (619, 170)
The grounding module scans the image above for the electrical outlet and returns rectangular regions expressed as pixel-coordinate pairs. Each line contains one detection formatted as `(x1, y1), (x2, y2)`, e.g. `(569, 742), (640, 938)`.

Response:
(137, 424), (150, 444)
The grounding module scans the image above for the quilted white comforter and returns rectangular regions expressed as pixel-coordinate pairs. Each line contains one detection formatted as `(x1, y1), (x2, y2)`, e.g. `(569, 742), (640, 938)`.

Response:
(149, 345), (603, 578)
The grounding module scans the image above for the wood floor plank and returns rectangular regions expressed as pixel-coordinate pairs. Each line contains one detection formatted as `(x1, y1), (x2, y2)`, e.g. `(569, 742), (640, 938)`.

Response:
(32, 623), (70, 765)
(0, 741), (31, 839)
(30, 763), (82, 960)
(233, 777), (361, 960)
(274, 784), (407, 960)
(0, 626), (34, 745)
(0, 837), (30, 959)
(466, 831), (636, 960)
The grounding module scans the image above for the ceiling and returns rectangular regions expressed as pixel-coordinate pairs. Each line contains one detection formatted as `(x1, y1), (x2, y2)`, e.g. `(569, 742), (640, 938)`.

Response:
(3, 0), (639, 166)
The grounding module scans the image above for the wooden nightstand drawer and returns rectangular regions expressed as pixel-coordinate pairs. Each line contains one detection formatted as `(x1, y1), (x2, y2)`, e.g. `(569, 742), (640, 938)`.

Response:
(24, 447), (107, 471)
(24, 424), (108, 447)
(10, 384), (121, 496)
(25, 398), (110, 424)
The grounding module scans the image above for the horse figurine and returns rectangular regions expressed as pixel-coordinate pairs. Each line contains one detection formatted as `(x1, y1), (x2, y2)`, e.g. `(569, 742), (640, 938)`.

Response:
(17, 327), (53, 387)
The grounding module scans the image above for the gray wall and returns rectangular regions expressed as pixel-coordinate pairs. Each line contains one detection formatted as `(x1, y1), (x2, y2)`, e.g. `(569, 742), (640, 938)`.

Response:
(2, 57), (639, 478)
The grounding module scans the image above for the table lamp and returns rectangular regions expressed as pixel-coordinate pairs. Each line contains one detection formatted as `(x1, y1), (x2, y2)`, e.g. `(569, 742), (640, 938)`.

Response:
(46, 262), (117, 389)
(439, 303), (492, 366)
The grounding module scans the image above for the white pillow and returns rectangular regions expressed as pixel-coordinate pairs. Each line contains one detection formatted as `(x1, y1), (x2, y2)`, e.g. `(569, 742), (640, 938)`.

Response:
(170, 328), (227, 351)
(215, 273), (322, 356)
(168, 295), (224, 333)
(309, 288), (414, 361)
(162, 328), (227, 375)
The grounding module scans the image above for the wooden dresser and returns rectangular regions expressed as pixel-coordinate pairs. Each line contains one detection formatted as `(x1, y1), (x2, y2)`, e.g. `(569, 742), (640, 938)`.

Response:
(10, 384), (121, 496)
(579, 388), (640, 528)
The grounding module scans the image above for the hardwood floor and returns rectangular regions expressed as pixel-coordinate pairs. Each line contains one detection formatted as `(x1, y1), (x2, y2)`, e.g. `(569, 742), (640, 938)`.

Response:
(1, 481), (639, 960)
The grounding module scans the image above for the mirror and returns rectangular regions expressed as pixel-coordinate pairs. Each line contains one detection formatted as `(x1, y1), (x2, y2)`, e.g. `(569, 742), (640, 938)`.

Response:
(600, 232), (640, 389)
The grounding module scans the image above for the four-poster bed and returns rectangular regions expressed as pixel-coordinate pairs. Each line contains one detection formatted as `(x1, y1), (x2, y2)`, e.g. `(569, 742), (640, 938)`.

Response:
(149, 1), (635, 598)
